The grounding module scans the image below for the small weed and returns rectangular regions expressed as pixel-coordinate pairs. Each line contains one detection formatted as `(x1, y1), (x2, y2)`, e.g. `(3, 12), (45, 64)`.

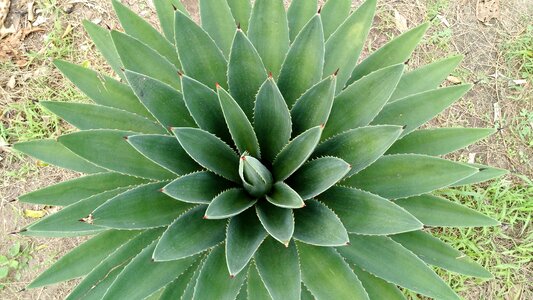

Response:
(503, 24), (533, 80)
(0, 242), (35, 290)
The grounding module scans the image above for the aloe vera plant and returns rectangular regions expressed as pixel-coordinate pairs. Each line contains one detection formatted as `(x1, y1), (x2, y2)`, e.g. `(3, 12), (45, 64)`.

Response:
(13, 0), (507, 299)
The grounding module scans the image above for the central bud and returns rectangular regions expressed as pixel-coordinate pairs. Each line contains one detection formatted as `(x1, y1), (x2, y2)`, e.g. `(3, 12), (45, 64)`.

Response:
(238, 153), (273, 198)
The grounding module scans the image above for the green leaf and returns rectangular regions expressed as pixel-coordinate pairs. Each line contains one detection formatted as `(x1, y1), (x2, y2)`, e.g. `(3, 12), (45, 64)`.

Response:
(159, 258), (203, 300)
(286, 157), (350, 200)
(247, 263), (271, 300)
(351, 265), (406, 300)
(323, 0), (376, 92)
(125, 71), (196, 129)
(291, 75), (336, 136)
(193, 245), (246, 300)
(254, 78), (292, 162)
(315, 125), (403, 177)
(182, 255), (203, 300)
(54, 60), (151, 118)
(227, 0), (252, 32)
(387, 128), (495, 156)
(255, 238), (300, 300)
(103, 240), (198, 300)
(13, 139), (105, 174)
(175, 10), (228, 89)
(181, 75), (232, 142)
(218, 86), (260, 157)
(205, 188), (257, 219)
(294, 199), (349, 246)
(319, 186), (423, 235)
(28, 230), (139, 289)
(345, 154), (479, 199)
(266, 182), (305, 209)
(391, 231), (492, 278)
(347, 22), (429, 85)
(278, 15), (325, 107)
(338, 235), (460, 300)
(297, 242), (369, 300)
(111, 30), (181, 91)
(272, 126), (323, 181)
(153, 0), (190, 42)
(83, 21), (125, 80)
(41, 101), (165, 134)
(226, 209), (267, 276)
(247, 0), (289, 79)
(66, 229), (164, 300)
(154, 205), (226, 261)
(451, 163), (508, 186)
(127, 134), (200, 175)
(389, 55), (463, 102)
(256, 201), (294, 246)
(58, 130), (175, 180)
(173, 127), (239, 182)
(91, 182), (192, 229)
(372, 84), (473, 137)
(163, 171), (235, 204)
(228, 29), (267, 120)
(287, 0), (317, 42)
(200, 0), (236, 57)
(239, 155), (273, 197)
(0, 267), (7, 279)
(323, 64), (405, 139)
(112, 0), (181, 68)
(394, 194), (499, 227)
(18, 172), (146, 206)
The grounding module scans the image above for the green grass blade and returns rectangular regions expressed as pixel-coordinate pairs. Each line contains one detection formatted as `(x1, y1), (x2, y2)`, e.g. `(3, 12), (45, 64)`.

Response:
(256, 202), (294, 246)
(266, 182), (305, 209)
(153, 0), (190, 42)
(344, 154), (479, 199)
(204, 188), (257, 219)
(451, 163), (508, 186)
(227, 0), (252, 32)
(287, 0), (317, 42)
(294, 199), (349, 246)
(163, 171), (235, 204)
(200, 0), (237, 57)
(154, 206), (226, 261)
(321, 0), (351, 40)
(351, 265), (406, 300)
(83, 20), (125, 80)
(247, 262), (270, 300)
(319, 186), (423, 235)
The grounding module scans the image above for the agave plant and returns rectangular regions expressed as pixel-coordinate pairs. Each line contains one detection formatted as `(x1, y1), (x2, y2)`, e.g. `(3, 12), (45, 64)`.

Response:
(12, 0), (507, 299)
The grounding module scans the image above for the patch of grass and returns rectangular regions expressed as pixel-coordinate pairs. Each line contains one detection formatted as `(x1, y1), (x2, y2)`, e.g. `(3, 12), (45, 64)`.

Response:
(0, 242), (37, 290)
(503, 24), (533, 80)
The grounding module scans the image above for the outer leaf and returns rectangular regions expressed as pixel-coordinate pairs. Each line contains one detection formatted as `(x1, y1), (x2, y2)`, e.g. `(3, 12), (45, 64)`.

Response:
(154, 206), (226, 261)
(338, 235), (460, 300)
(297, 242), (369, 300)
(159, 258), (203, 300)
(228, 29), (268, 120)
(372, 84), (473, 137)
(91, 182), (192, 229)
(102, 240), (198, 300)
(394, 194), (499, 227)
(351, 265), (406, 300)
(175, 11), (228, 88)
(387, 128), (495, 156)
(324, 64), (405, 139)
(272, 126), (322, 181)
(255, 238), (300, 300)
(344, 154), (479, 199)
(200, 0), (236, 57)
(182, 255), (203, 300)
(347, 22), (429, 85)
(226, 209), (267, 276)
(112, 0), (181, 67)
(58, 130), (175, 180)
(301, 284), (315, 300)
(41, 101), (165, 134)
(287, 0), (317, 42)
(451, 163), (508, 186)
(321, 0), (351, 40)
(163, 171), (235, 204)
(278, 15), (325, 107)
(293, 199), (349, 246)
(218, 86), (260, 157)
(227, 0), (252, 32)
(83, 21), (125, 80)
(318, 186), (423, 235)
(205, 188), (256, 219)
(173, 127), (239, 182)
(286, 157), (350, 200)
(111, 30), (181, 90)
(266, 182), (305, 209)
(153, 0), (190, 42)
(254, 78), (292, 162)
(389, 55), (463, 102)
(54, 60), (151, 118)
(125, 71), (196, 129)
(28, 230), (139, 288)
(13, 139), (105, 174)
(256, 202), (294, 246)
(127, 134), (200, 175)
(193, 245), (246, 300)
(18, 172), (146, 206)
(247, 0), (289, 79)
(247, 263), (271, 300)
(315, 125), (403, 177)
(391, 231), (492, 278)
(324, 0), (376, 91)
(290, 75), (336, 136)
